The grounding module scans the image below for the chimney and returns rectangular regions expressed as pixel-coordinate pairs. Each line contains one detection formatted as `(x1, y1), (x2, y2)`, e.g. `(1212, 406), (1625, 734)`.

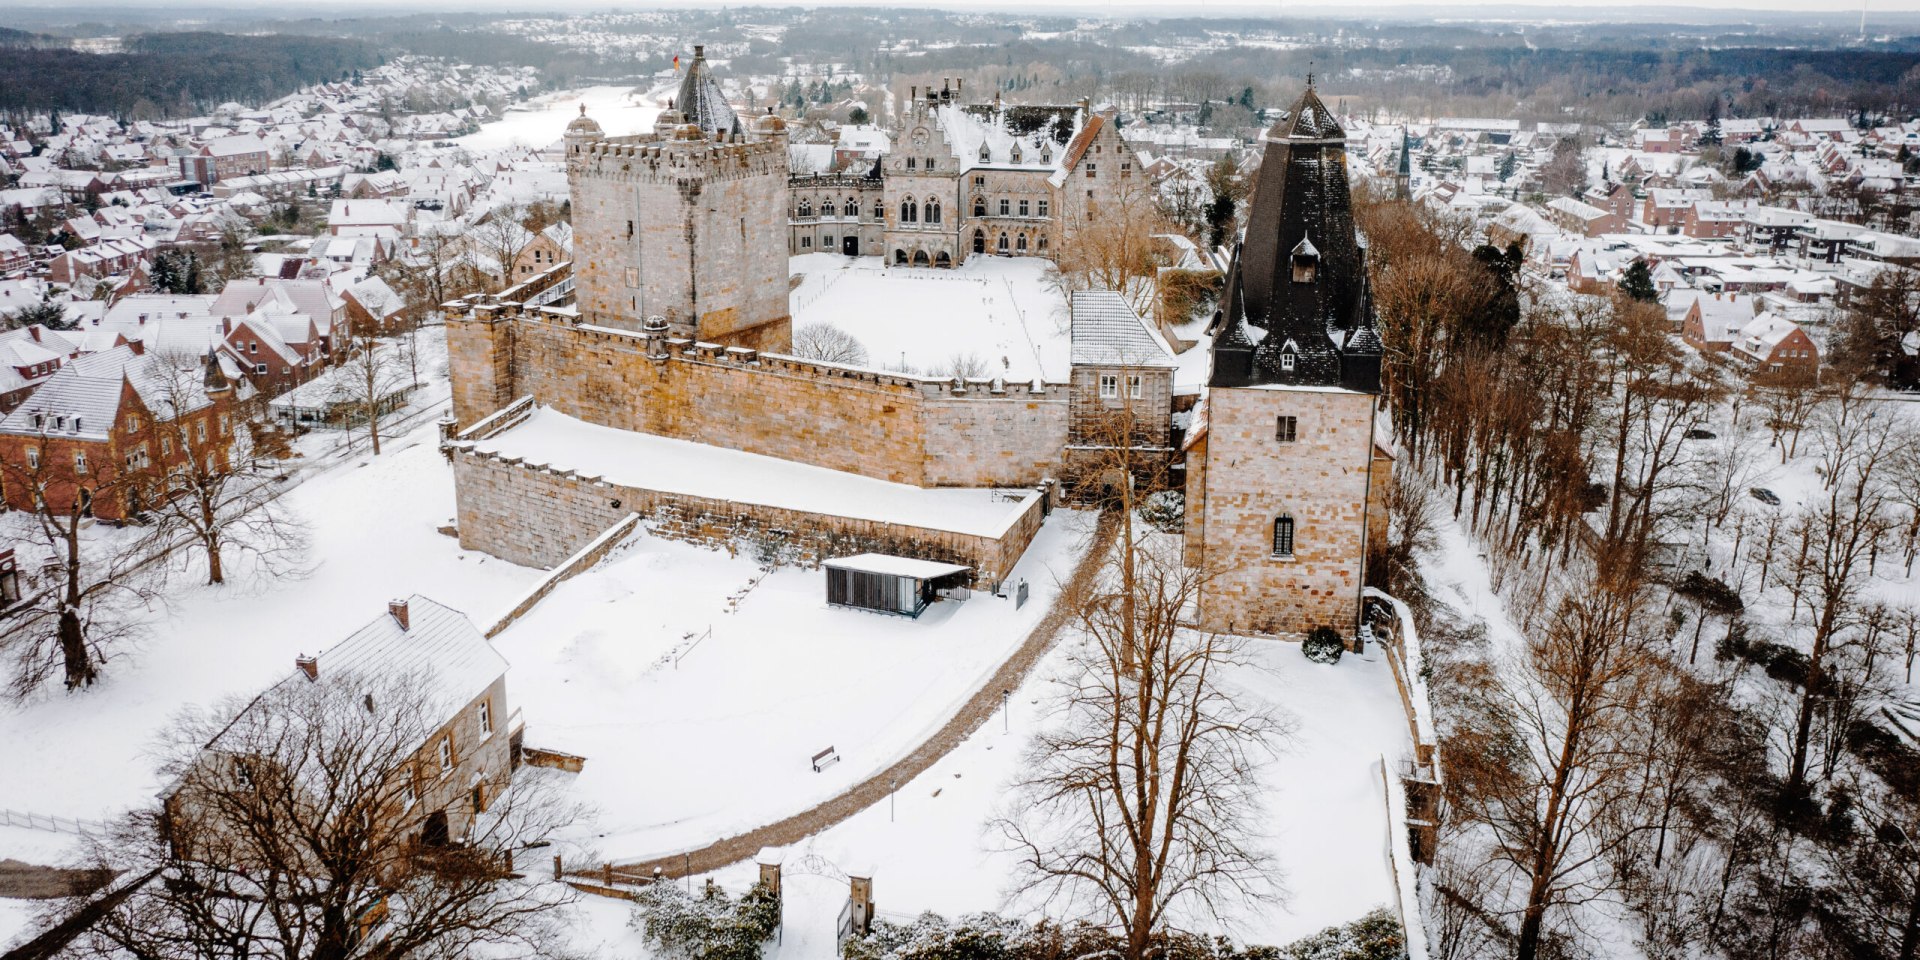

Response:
(956, 78), (963, 97)
(295, 654), (318, 681)
(128, 340), (144, 356)
(910, 85), (916, 102)
(389, 599), (410, 631)
(943, 77), (950, 96)
(693, 44), (704, 60)
(26, 327), (39, 343)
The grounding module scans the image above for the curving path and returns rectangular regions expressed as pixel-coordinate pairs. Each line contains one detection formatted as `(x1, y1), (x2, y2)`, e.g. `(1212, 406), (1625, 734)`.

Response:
(586, 511), (1117, 889)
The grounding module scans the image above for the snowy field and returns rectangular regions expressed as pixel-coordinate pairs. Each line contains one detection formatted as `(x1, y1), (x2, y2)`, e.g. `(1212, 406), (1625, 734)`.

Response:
(0, 420), (543, 822)
(493, 510), (1095, 861)
(555, 631), (1416, 957)
(788, 254), (1071, 382)
(457, 85), (667, 152)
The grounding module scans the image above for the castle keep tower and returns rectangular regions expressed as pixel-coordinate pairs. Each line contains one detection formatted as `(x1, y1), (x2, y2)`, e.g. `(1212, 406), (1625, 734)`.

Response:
(1184, 80), (1389, 640)
(567, 45), (792, 351)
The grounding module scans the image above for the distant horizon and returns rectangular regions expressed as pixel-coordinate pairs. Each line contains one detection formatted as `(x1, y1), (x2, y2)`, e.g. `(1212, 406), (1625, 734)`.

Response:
(5, 0), (1920, 21)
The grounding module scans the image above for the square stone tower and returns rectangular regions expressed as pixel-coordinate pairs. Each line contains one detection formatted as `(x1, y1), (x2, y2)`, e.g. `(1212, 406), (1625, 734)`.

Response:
(566, 46), (793, 352)
(1184, 80), (1389, 641)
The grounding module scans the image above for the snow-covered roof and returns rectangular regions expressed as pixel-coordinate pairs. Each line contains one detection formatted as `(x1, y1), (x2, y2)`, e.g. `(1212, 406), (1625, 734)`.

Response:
(0, 344), (213, 440)
(1069, 291), (1176, 368)
(823, 554), (971, 579)
(467, 407), (1035, 539)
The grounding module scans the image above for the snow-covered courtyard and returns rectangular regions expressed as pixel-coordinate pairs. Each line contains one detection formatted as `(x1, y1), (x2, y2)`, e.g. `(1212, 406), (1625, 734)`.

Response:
(457, 84), (667, 152)
(788, 254), (1071, 382)
(491, 509), (1095, 861)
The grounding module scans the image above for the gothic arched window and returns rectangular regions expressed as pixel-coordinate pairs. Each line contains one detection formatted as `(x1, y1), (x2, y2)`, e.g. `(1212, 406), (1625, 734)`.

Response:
(798, 199), (813, 218)
(997, 232), (1009, 253)
(1272, 515), (1295, 558)
(972, 195), (986, 218)
(926, 199), (942, 224)
(1016, 232), (1028, 252)
(844, 198), (858, 217)
(900, 198), (918, 223)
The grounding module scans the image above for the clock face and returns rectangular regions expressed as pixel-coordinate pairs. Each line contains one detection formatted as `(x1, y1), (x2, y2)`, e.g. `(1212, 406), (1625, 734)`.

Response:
(911, 127), (929, 147)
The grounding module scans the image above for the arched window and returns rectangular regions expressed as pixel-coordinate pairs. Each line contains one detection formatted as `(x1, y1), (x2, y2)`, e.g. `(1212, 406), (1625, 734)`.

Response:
(972, 195), (987, 218)
(972, 229), (986, 254)
(1272, 515), (1295, 558)
(926, 199), (942, 224)
(997, 232), (1009, 253)
(844, 198), (858, 217)
(1037, 235), (1049, 251)
(913, 250), (930, 266)
(798, 199), (813, 218)
(1016, 233), (1028, 252)
(900, 198), (918, 223)
(894, 249), (908, 264)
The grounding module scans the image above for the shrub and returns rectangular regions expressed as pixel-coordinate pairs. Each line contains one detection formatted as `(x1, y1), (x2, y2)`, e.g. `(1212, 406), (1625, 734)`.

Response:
(1138, 490), (1185, 533)
(634, 879), (782, 960)
(1279, 907), (1407, 959)
(1302, 626), (1345, 665)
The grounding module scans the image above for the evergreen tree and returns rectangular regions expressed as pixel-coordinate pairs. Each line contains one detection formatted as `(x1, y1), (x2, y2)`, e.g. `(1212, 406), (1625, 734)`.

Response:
(1700, 97), (1723, 146)
(1619, 259), (1660, 303)
(1497, 151), (1518, 183)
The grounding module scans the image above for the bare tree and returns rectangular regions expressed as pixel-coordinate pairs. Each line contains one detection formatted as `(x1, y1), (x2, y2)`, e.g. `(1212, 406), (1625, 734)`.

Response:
(1778, 386), (1901, 798)
(73, 670), (581, 960)
(337, 330), (410, 457)
(143, 357), (308, 586)
(1054, 162), (1169, 318)
(788, 322), (870, 366)
(0, 448), (159, 698)
(468, 206), (535, 291)
(1448, 551), (1661, 960)
(995, 536), (1282, 960)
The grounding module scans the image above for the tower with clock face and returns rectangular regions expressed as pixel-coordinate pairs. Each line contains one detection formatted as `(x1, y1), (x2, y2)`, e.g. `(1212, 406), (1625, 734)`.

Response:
(883, 87), (963, 267)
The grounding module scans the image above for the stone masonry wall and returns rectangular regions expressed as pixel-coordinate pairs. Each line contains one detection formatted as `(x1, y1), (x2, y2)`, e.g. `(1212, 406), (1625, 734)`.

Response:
(570, 137), (791, 350)
(452, 445), (1046, 580)
(453, 312), (1068, 487)
(1187, 386), (1379, 638)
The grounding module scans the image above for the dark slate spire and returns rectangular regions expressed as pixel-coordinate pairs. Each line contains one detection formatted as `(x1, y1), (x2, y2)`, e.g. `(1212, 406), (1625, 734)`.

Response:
(675, 44), (742, 140)
(1209, 80), (1380, 394)
(1395, 126), (1412, 201)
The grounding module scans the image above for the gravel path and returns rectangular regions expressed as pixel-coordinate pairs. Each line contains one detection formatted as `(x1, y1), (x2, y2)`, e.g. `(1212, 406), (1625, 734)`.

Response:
(591, 512), (1116, 887)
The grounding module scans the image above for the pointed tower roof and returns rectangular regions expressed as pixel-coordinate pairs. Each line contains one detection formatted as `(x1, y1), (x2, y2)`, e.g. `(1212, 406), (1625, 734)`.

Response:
(1210, 79), (1379, 394)
(674, 44), (741, 141)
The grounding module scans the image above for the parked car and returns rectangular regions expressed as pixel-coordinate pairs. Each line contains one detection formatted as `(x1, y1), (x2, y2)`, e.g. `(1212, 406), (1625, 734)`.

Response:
(1749, 487), (1782, 506)
(1685, 428), (1717, 440)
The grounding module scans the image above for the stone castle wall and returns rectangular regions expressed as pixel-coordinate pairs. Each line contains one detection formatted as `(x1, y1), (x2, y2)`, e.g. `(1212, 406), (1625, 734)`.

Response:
(449, 311), (1069, 488)
(452, 444), (1047, 579)
(1186, 385), (1379, 638)
(570, 137), (791, 349)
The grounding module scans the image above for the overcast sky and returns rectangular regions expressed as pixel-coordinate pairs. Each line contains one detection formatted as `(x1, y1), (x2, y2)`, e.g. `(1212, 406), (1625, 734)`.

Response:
(11, 0), (1919, 19)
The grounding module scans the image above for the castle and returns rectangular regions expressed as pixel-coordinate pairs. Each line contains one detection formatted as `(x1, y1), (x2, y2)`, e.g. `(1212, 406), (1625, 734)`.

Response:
(443, 53), (1387, 641)
(785, 77), (1138, 267)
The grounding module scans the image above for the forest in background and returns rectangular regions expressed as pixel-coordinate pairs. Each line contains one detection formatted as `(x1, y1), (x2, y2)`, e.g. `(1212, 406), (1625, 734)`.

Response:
(0, 29), (382, 118)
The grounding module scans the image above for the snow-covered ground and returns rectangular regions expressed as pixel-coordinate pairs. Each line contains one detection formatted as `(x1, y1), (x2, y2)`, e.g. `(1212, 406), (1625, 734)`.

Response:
(788, 254), (1071, 382)
(495, 510), (1095, 862)
(571, 632), (1417, 956)
(0, 420), (543, 823)
(471, 408), (1036, 538)
(458, 85), (666, 152)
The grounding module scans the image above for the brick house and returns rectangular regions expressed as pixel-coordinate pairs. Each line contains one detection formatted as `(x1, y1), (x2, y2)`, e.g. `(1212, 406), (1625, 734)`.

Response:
(160, 595), (513, 858)
(0, 345), (234, 521)
(341, 275), (409, 337)
(0, 325), (87, 413)
(1546, 197), (1621, 237)
(222, 310), (321, 398)
(1731, 313), (1820, 376)
(177, 135), (270, 185)
(211, 277), (345, 360)
(1679, 292), (1760, 353)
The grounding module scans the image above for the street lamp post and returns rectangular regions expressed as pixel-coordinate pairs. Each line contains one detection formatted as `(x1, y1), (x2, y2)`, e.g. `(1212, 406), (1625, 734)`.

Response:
(890, 777), (898, 822)
(1001, 689), (1010, 733)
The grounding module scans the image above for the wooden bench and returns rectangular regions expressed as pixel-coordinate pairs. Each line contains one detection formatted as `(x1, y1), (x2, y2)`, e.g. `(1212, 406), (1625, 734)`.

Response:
(811, 746), (840, 773)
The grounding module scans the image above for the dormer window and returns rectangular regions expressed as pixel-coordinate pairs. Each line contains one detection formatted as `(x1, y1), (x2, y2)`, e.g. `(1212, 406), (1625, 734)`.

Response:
(1280, 352), (1296, 371)
(1011, 144), (1023, 163)
(1291, 235), (1319, 284)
